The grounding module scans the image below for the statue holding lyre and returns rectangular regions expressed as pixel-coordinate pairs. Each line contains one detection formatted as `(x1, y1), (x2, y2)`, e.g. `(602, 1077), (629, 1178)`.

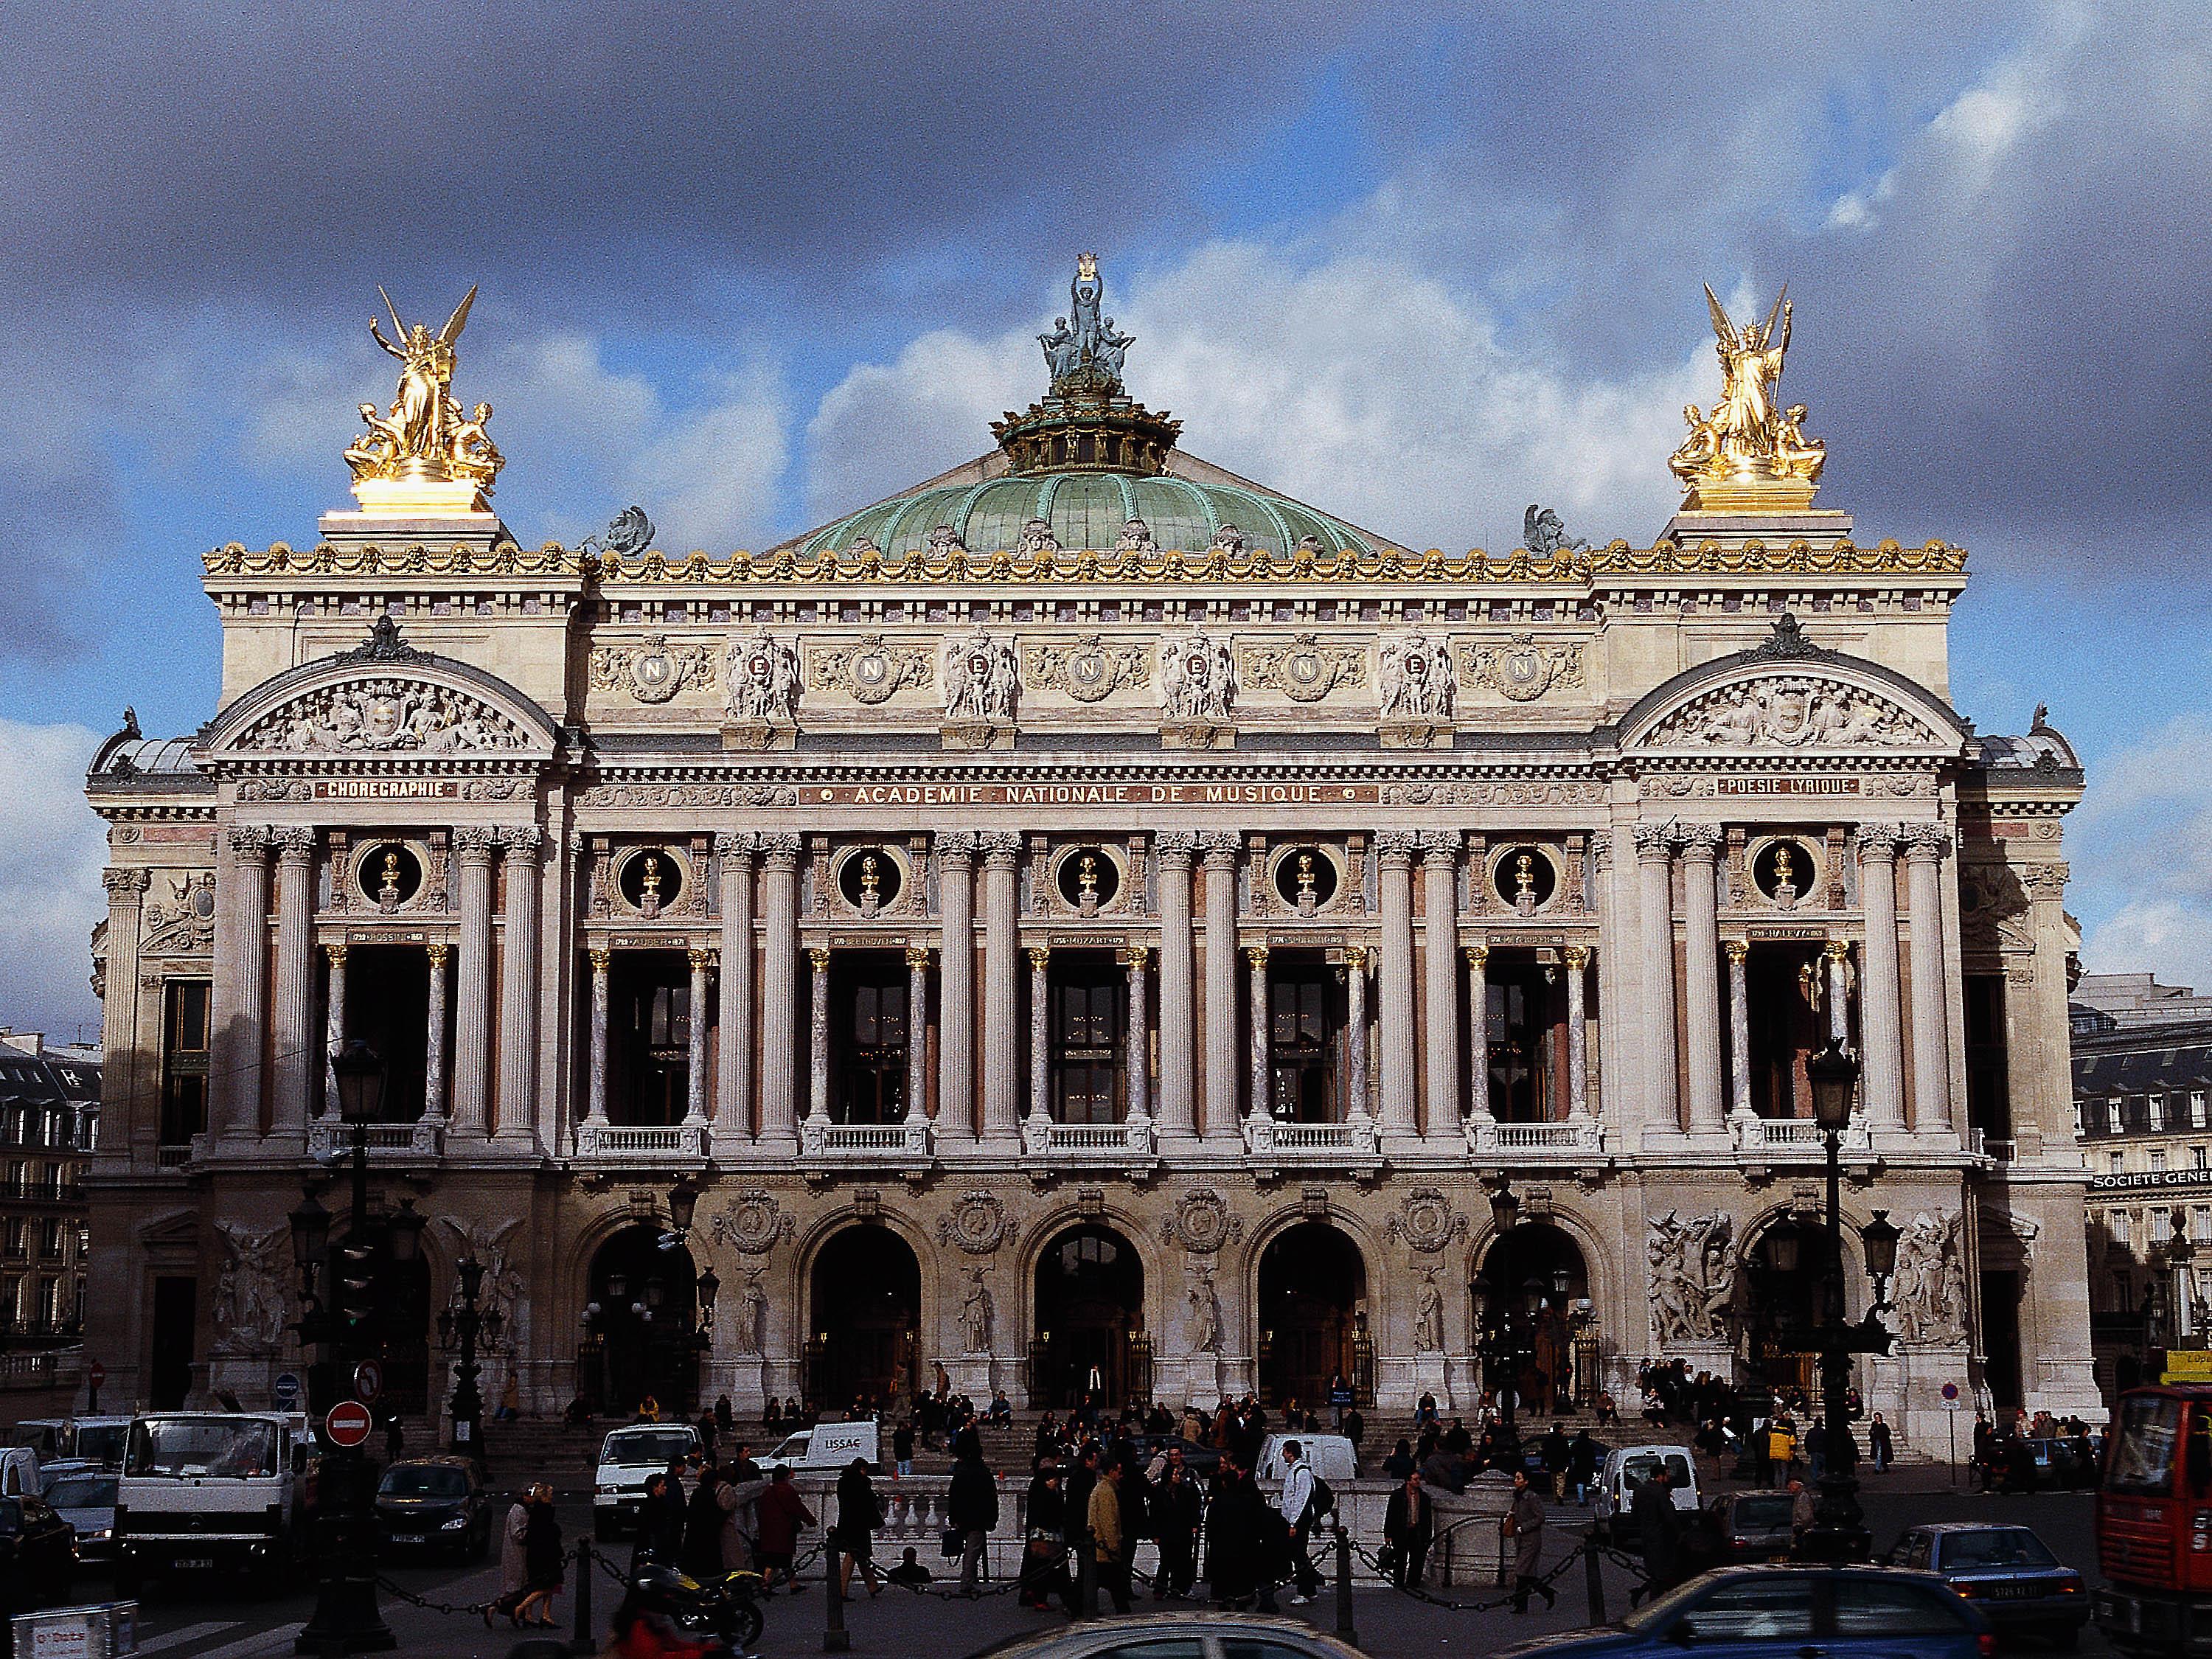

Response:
(344, 285), (502, 513)
(1669, 283), (1824, 512)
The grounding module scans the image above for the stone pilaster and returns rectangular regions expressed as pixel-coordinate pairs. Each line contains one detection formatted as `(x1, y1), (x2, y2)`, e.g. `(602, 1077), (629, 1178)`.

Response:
(1245, 945), (1270, 1123)
(493, 826), (541, 1147)
(1419, 831), (1461, 1140)
(1564, 943), (1591, 1121)
(585, 947), (611, 1129)
(450, 827), (498, 1139)
(1376, 830), (1419, 1140)
(212, 825), (273, 1141)
(1344, 943), (1372, 1127)
(1854, 824), (1907, 1134)
(936, 832), (977, 1141)
(685, 947), (712, 1126)
(1126, 944), (1152, 1126)
(981, 832), (1023, 1144)
(806, 946), (831, 1128)
(1904, 823), (1955, 1138)
(1680, 824), (1726, 1138)
(1155, 831), (1197, 1142)
(715, 831), (757, 1149)
(423, 942), (449, 1124)
(1026, 945), (1052, 1132)
(98, 868), (148, 1159)
(1200, 831), (1242, 1147)
(1632, 821), (1680, 1138)
(758, 833), (801, 1151)
(1464, 943), (1492, 1124)
(270, 826), (316, 1136)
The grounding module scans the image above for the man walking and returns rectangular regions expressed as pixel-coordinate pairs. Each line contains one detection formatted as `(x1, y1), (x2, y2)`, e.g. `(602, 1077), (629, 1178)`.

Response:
(1382, 1467), (1432, 1590)
(947, 1430), (999, 1595)
(1088, 1453), (1132, 1614)
(1509, 1468), (1556, 1612)
(1278, 1439), (1324, 1604)
(1150, 1449), (1203, 1600)
(1629, 1466), (1680, 1604)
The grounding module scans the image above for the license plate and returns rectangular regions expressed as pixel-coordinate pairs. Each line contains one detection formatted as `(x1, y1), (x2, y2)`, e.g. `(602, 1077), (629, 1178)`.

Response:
(177, 1557), (215, 1570)
(1987, 1585), (2039, 1600)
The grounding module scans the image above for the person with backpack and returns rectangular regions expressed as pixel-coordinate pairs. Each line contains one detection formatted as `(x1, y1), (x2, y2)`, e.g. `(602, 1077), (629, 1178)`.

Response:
(1277, 1439), (1326, 1604)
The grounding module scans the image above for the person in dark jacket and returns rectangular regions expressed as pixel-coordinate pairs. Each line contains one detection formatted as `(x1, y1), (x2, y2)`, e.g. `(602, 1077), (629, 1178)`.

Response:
(1150, 1455), (1203, 1599)
(1020, 1460), (1070, 1611)
(1205, 1454), (1279, 1613)
(1628, 1468), (1680, 1604)
(753, 1464), (815, 1596)
(515, 1485), (564, 1628)
(947, 1442), (1001, 1594)
(681, 1467), (727, 1579)
(1567, 1430), (1600, 1504)
(1062, 1444), (1099, 1555)
(1381, 1437), (1416, 1481)
(834, 1457), (884, 1599)
(1540, 1422), (1572, 1500)
(633, 1469), (686, 1569)
(1382, 1468), (1433, 1590)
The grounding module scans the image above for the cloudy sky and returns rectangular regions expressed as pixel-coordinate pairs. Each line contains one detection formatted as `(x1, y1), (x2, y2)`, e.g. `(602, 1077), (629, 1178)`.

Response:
(2, 1), (2208, 1035)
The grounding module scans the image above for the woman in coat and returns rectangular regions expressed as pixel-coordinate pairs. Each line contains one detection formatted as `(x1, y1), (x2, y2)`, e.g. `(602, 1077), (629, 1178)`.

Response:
(833, 1456), (883, 1598)
(515, 1484), (565, 1628)
(488, 1491), (531, 1627)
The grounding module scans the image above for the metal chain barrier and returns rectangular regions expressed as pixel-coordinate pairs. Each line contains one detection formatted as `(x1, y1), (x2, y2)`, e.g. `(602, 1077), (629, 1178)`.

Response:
(370, 1575), (495, 1618)
(1342, 1531), (1602, 1614)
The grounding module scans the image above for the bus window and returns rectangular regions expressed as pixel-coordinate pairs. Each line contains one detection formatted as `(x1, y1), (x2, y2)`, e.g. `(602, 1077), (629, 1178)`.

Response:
(2109, 1395), (2185, 1495)
(2190, 1410), (2212, 1494)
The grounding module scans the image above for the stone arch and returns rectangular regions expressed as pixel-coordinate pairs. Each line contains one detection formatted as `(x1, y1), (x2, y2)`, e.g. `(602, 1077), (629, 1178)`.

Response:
(1467, 1215), (1599, 1413)
(1735, 1200), (1883, 1394)
(1030, 1221), (1149, 1408)
(1464, 1202), (1617, 1340)
(1015, 1200), (1164, 1352)
(804, 1222), (922, 1411)
(790, 1202), (945, 1355)
(1249, 1209), (1374, 1411)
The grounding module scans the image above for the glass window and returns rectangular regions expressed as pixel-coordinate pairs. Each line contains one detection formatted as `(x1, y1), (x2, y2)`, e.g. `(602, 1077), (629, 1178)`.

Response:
(379, 1464), (470, 1498)
(1672, 1576), (1816, 1640)
(2196, 1147), (2208, 1172)
(1901, 1532), (1932, 1570)
(160, 980), (212, 1146)
(125, 1418), (279, 1479)
(2154, 1151), (2168, 1173)
(1938, 1528), (2059, 1570)
(1832, 1577), (1972, 1635)
(599, 1429), (697, 1467)
(41, 1478), (115, 1509)
(2111, 1152), (2126, 1175)
(2107, 1394), (2183, 1496)
(2152, 1095), (2168, 1131)
(2196, 1093), (2208, 1129)
(1221, 1644), (1324, 1659)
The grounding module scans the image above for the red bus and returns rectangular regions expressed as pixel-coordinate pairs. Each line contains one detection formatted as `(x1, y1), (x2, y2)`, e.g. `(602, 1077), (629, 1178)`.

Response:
(2100, 1385), (2212, 1653)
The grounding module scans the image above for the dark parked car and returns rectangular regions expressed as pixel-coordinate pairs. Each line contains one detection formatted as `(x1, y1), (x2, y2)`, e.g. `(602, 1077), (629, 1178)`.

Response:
(1891, 1523), (2088, 1648)
(374, 1456), (490, 1561)
(1708, 1490), (1798, 1561)
(1495, 1565), (1992, 1659)
(0, 1493), (78, 1613)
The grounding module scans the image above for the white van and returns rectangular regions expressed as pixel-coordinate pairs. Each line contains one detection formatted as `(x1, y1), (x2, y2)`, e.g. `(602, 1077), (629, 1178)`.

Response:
(1592, 1443), (1700, 1542)
(115, 1412), (305, 1587)
(1253, 1433), (1359, 1486)
(592, 1424), (701, 1540)
(761, 1419), (880, 1474)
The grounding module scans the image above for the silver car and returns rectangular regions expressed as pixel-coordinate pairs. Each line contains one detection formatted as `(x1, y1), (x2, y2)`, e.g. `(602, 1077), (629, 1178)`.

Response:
(43, 1472), (116, 1565)
(962, 1613), (1366, 1659)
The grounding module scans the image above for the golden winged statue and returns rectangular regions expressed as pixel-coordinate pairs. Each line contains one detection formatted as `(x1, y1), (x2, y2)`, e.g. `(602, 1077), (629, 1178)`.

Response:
(344, 285), (503, 513)
(1669, 283), (1824, 512)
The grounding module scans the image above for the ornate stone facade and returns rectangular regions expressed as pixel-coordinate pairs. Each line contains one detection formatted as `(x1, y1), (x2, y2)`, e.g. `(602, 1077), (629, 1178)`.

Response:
(79, 263), (2099, 1440)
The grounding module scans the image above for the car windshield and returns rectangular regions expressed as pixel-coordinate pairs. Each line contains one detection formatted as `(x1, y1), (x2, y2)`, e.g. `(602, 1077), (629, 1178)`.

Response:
(1620, 1571), (1771, 1633)
(1943, 1528), (2060, 1569)
(380, 1466), (468, 1498)
(2107, 1395), (2183, 1496)
(44, 1478), (115, 1509)
(769, 1435), (810, 1461)
(1732, 1495), (1795, 1527)
(126, 1419), (279, 1479)
(72, 1425), (126, 1467)
(604, 1430), (693, 1466)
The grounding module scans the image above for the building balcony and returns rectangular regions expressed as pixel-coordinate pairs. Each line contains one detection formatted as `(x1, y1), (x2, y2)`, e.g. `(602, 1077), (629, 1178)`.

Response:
(573, 1120), (710, 1164)
(1466, 1116), (1607, 1159)
(798, 1116), (933, 1177)
(1020, 1114), (1159, 1175)
(1730, 1113), (1872, 1162)
(307, 1118), (445, 1161)
(1242, 1113), (1382, 1176)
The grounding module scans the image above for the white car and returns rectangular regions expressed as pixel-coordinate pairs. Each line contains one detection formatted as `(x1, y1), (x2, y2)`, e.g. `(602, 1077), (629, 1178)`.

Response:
(1253, 1433), (1359, 1486)
(592, 1424), (700, 1540)
(1591, 1442), (1700, 1542)
(760, 1419), (880, 1473)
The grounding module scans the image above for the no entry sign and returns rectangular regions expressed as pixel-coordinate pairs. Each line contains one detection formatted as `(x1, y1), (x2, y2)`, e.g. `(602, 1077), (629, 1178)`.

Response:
(325, 1400), (373, 1449)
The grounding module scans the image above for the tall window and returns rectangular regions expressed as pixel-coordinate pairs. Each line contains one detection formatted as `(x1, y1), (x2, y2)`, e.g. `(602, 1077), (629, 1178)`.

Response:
(159, 979), (212, 1146)
(833, 961), (908, 1125)
(2151, 1094), (2168, 1133)
(35, 1220), (60, 1261)
(1052, 964), (1124, 1124)
(1267, 961), (1340, 1122)
(1963, 975), (2011, 1138)
(1487, 962), (1558, 1121)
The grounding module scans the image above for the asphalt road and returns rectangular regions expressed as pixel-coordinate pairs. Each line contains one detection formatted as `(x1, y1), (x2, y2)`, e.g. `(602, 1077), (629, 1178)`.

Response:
(70, 1472), (2112, 1659)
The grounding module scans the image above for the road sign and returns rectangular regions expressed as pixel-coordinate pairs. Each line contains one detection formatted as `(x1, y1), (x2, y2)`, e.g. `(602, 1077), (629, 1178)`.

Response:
(273, 1371), (302, 1408)
(1944, 1397), (1963, 1411)
(352, 1359), (384, 1403)
(1941, 1382), (1959, 1401)
(86, 1361), (105, 1391)
(325, 1400), (373, 1449)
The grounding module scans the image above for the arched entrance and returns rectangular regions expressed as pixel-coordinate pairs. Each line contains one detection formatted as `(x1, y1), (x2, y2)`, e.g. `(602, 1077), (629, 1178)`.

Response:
(583, 1227), (700, 1415)
(1032, 1225), (1146, 1408)
(807, 1225), (919, 1411)
(1742, 1218), (1831, 1397)
(1474, 1222), (1592, 1414)
(1256, 1223), (1367, 1411)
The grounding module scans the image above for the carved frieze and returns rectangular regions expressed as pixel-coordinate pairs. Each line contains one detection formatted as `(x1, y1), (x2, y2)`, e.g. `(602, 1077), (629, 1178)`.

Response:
(210, 1221), (291, 1356)
(1162, 630), (1236, 719)
(726, 628), (801, 721)
(941, 630), (1019, 720)
(1464, 635), (1585, 703)
(809, 636), (933, 706)
(1239, 633), (1363, 704)
(1649, 675), (1933, 748)
(709, 1189), (794, 1254)
(237, 678), (529, 753)
(1024, 635), (1150, 703)
(589, 636), (714, 704)
(141, 872), (217, 956)
(579, 784), (798, 808)
(1377, 634), (1455, 718)
(1382, 780), (1606, 807)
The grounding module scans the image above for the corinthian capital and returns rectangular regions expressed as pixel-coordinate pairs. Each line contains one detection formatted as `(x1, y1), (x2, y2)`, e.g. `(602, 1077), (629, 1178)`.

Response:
(1630, 820), (1677, 860)
(452, 826), (500, 862)
(715, 830), (760, 860)
(758, 832), (802, 866)
(227, 824), (272, 857)
(1677, 823), (1725, 860)
(271, 824), (317, 860)
(1902, 822), (1953, 862)
(1587, 830), (1611, 869)
(102, 866), (150, 898)
(933, 830), (978, 866)
(1852, 821), (1904, 861)
(1373, 830), (1419, 863)
(1152, 830), (1200, 864)
(499, 825), (543, 856)
(1197, 830), (1242, 865)
(1418, 830), (1463, 863)
(978, 831), (1023, 865)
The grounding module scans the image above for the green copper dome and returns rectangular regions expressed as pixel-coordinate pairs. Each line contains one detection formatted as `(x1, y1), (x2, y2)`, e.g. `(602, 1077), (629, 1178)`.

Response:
(793, 470), (1377, 560)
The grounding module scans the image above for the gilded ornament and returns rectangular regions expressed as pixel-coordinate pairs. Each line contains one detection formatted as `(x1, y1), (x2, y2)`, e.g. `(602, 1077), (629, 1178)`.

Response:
(1669, 285), (1825, 512)
(345, 286), (503, 514)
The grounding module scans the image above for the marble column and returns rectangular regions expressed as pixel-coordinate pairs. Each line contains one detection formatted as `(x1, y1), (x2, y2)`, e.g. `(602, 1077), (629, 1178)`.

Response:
(806, 947), (831, 1127)
(493, 827), (541, 1147)
(1027, 945), (1052, 1132)
(1904, 824), (1954, 1136)
(935, 833), (977, 1141)
(1419, 831), (1461, 1140)
(585, 947), (611, 1127)
(98, 869), (148, 1155)
(1564, 944), (1591, 1121)
(759, 834), (801, 1150)
(422, 942), (449, 1124)
(1245, 945), (1271, 1124)
(270, 827), (316, 1136)
(904, 945), (931, 1124)
(1463, 944), (1492, 1124)
(1854, 824), (1907, 1133)
(1725, 941), (1753, 1121)
(1126, 945), (1152, 1125)
(981, 832), (1023, 1144)
(1375, 831), (1420, 1138)
(1154, 832), (1198, 1141)
(685, 947), (712, 1126)
(1632, 821), (1681, 1135)
(1200, 832), (1243, 1146)
(1824, 939), (1851, 1046)
(1344, 945), (1372, 1125)
(715, 832), (757, 1147)
(450, 827), (498, 1138)
(1680, 824), (1726, 1136)
(321, 943), (347, 1120)
(212, 826), (271, 1139)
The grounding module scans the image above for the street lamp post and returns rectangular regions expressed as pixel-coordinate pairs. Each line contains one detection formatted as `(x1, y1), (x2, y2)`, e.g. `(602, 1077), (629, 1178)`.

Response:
(1794, 1044), (1899, 1565)
(439, 1256), (490, 1462)
(293, 1039), (401, 1653)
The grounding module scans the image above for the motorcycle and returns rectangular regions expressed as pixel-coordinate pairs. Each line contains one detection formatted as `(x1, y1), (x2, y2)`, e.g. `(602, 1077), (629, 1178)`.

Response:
(619, 1563), (766, 1653)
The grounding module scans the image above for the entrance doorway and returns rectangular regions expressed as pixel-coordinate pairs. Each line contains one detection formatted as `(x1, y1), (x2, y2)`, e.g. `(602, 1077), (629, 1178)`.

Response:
(585, 1227), (700, 1414)
(807, 1226), (919, 1411)
(1032, 1226), (1145, 1407)
(1257, 1223), (1368, 1410)
(1981, 1270), (2024, 1409)
(1475, 1223), (1591, 1412)
(150, 1276), (195, 1411)
(1742, 1220), (1829, 1397)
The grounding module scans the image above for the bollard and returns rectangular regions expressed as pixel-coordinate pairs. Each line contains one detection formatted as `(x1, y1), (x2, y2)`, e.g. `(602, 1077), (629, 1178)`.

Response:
(1075, 1531), (1095, 1619)
(824, 1544), (850, 1652)
(1583, 1523), (1607, 1626)
(568, 1534), (595, 1657)
(1332, 1523), (1358, 1649)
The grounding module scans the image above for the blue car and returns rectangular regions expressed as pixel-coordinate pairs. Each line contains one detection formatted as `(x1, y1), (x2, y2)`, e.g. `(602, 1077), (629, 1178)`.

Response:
(1496, 1564), (1994, 1659)
(1890, 1523), (2089, 1648)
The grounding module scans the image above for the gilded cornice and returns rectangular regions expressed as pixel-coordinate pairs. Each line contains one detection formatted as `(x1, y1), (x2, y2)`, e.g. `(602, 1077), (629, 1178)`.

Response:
(206, 535), (1966, 588)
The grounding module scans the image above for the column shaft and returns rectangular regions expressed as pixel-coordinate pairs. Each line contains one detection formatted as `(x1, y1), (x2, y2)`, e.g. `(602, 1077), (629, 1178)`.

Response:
(1464, 945), (1492, 1123)
(1565, 945), (1590, 1120)
(1155, 835), (1197, 1138)
(807, 947), (831, 1124)
(905, 946), (930, 1122)
(1725, 942), (1752, 1121)
(450, 830), (497, 1138)
(322, 943), (347, 1121)
(1200, 834), (1242, 1145)
(1633, 824), (1681, 1135)
(1377, 834), (1419, 1137)
(1681, 828), (1726, 1135)
(1245, 947), (1270, 1121)
(685, 949), (712, 1125)
(493, 827), (541, 1146)
(716, 833), (757, 1146)
(936, 836), (976, 1140)
(1420, 834), (1461, 1138)
(1826, 940), (1851, 1047)
(271, 828), (316, 1135)
(981, 834), (1022, 1142)
(759, 835), (801, 1149)
(1126, 945), (1152, 1123)
(1344, 945), (1371, 1124)
(423, 943), (449, 1122)
(1027, 947), (1051, 1128)
(1905, 826), (1955, 1135)
(1856, 827), (1907, 1132)
(586, 949), (611, 1126)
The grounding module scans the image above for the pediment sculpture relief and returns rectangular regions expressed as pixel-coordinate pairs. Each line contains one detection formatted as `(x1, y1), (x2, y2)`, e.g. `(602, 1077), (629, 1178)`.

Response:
(237, 677), (529, 752)
(1648, 675), (1933, 749)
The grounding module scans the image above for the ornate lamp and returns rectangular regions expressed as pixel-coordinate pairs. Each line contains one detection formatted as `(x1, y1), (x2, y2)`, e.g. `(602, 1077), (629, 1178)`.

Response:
(1861, 1210), (1900, 1295)
(668, 1179), (700, 1236)
(1489, 1178), (1521, 1235)
(456, 1255), (486, 1306)
(329, 1040), (387, 1124)
(385, 1199), (425, 1265)
(697, 1265), (720, 1312)
(1807, 1043), (1859, 1132)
